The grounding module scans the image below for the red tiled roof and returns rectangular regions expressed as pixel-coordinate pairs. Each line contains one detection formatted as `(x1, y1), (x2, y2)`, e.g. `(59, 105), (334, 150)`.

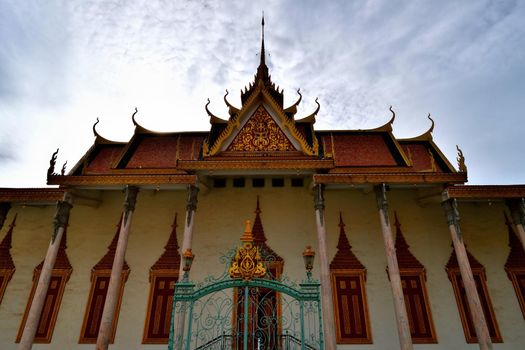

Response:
(330, 213), (365, 270)
(177, 135), (205, 161)
(331, 134), (397, 167)
(0, 214), (16, 270)
(401, 143), (444, 172)
(151, 213), (181, 271)
(126, 136), (179, 168)
(85, 145), (125, 174)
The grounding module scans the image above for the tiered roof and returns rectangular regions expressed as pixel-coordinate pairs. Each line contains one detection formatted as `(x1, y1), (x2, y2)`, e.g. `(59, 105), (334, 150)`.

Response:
(46, 18), (466, 188)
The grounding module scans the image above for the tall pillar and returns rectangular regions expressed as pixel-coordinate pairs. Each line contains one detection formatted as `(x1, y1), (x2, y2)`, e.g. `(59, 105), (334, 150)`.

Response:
(96, 186), (138, 350)
(313, 184), (336, 350)
(442, 198), (492, 350)
(178, 185), (199, 278)
(0, 202), (11, 230)
(19, 193), (73, 350)
(507, 198), (525, 252)
(374, 184), (413, 350)
(173, 185), (199, 350)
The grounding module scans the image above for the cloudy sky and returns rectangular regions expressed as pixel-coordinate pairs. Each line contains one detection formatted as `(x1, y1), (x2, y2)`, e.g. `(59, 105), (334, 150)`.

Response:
(0, 0), (524, 187)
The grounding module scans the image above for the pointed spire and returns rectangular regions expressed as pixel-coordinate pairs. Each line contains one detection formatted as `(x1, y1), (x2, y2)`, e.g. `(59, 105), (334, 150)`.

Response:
(260, 12), (266, 67)
(505, 213), (525, 269)
(251, 197), (282, 261)
(393, 212), (423, 269)
(330, 213), (364, 270)
(94, 214), (129, 271)
(0, 214), (17, 270)
(151, 212), (181, 271)
(255, 12), (269, 84)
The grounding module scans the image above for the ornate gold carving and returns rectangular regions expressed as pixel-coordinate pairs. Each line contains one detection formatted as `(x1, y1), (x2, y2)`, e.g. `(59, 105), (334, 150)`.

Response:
(229, 220), (266, 281)
(227, 106), (296, 152)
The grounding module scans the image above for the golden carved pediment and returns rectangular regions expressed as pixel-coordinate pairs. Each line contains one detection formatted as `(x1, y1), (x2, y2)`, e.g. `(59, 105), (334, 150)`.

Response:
(227, 105), (296, 153)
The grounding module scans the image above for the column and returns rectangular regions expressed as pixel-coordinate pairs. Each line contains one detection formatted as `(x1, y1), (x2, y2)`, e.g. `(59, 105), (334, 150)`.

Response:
(374, 184), (413, 350)
(173, 185), (199, 350)
(0, 202), (11, 230)
(19, 193), (73, 350)
(442, 198), (492, 350)
(96, 186), (138, 350)
(313, 184), (336, 350)
(178, 185), (199, 278)
(507, 198), (525, 252)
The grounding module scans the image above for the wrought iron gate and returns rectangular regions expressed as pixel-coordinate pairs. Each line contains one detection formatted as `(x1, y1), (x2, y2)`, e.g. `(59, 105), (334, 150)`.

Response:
(168, 247), (322, 350)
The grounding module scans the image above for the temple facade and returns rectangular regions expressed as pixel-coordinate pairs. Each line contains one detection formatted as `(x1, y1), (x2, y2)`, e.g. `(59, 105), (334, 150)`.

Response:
(1, 19), (525, 350)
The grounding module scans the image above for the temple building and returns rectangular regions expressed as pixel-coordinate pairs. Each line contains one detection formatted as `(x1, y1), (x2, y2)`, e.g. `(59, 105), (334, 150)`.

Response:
(1, 18), (525, 350)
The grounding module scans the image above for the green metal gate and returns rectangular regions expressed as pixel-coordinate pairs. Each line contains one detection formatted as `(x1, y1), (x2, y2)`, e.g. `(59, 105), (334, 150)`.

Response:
(168, 248), (323, 350)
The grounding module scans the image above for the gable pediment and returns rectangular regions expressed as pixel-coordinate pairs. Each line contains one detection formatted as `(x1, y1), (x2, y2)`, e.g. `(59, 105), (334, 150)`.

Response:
(227, 105), (297, 153)
(203, 85), (318, 157)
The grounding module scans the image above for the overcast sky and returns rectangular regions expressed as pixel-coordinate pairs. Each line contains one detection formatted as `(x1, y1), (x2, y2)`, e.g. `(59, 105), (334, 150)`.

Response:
(0, 0), (524, 187)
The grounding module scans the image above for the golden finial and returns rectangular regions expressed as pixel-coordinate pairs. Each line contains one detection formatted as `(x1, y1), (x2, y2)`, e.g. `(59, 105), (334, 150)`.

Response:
(240, 220), (254, 242)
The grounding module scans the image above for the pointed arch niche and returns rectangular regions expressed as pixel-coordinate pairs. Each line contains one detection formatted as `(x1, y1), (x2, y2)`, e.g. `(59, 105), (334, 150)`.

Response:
(79, 216), (130, 343)
(330, 213), (372, 344)
(142, 213), (180, 344)
(504, 215), (525, 319)
(0, 214), (16, 305)
(393, 213), (437, 343)
(16, 225), (73, 343)
(446, 244), (502, 343)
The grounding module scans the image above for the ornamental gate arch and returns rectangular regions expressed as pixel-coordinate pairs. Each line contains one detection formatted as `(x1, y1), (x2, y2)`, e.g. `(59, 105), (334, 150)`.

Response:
(168, 231), (323, 350)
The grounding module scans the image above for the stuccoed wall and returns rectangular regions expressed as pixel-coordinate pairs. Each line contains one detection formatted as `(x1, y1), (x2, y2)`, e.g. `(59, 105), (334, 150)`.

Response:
(0, 184), (523, 349)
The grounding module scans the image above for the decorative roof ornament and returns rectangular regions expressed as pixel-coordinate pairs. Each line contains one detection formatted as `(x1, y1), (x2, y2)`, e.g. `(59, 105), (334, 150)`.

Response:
(61, 161), (67, 176)
(92, 118), (100, 137)
(205, 98), (227, 124)
(284, 89), (302, 116)
(295, 97), (320, 123)
(427, 113), (435, 134)
(224, 89), (240, 117)
(131, 107), (139, 127)
(229, 220), (266, 280)
(456, 145), (467, 173)
(369, 106), (396, 132)
(47, 148), (59, 178)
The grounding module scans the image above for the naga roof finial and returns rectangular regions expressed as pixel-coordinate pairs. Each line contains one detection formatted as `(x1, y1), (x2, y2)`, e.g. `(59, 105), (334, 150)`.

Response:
(456, 145), (467, 173)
